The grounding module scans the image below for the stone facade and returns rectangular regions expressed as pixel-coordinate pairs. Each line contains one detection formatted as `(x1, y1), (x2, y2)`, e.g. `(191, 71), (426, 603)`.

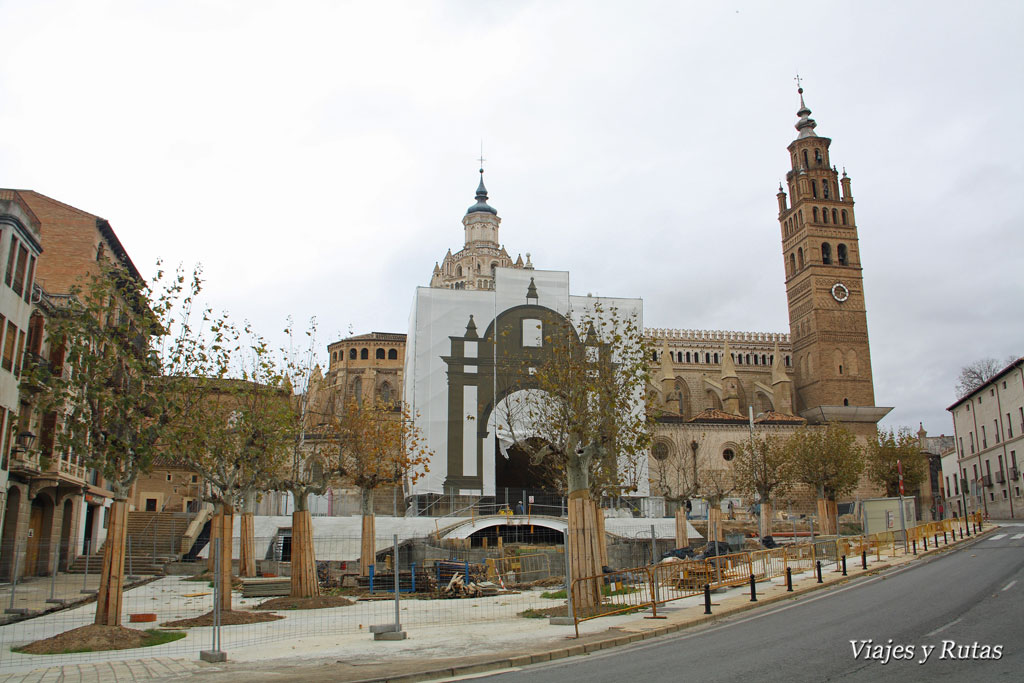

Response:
(0, 190), (138, 578)
(947, 357), (1024, 519)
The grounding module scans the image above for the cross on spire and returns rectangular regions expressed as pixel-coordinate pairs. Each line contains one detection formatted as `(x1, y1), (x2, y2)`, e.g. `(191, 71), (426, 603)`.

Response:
(794, 73), (803, 91)
(477, 141), (486, 172)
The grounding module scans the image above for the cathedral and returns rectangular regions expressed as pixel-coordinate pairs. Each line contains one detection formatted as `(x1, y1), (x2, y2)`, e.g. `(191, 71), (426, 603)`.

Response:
(316, 87), (891, 513)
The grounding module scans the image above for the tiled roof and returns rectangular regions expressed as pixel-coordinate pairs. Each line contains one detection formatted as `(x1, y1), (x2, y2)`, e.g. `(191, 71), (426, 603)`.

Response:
(753, 411), (806, 425)
(688, 409), (747, 423)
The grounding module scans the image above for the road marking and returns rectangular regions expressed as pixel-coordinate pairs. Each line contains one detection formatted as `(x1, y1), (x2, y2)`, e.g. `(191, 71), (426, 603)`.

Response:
(925, 617), (963, 637)
(435, 668), (522, 681)
(1002, 580), (1017, 592)
(1011, 533), (1024, 540)
(988, 534), (1007, 541)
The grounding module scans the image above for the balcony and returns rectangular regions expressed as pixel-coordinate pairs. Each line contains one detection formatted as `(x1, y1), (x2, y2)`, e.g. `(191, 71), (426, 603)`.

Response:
(1011, 467), (1020, 481)
(982, 474), (993, 488)
(995, 471), (1006, 484)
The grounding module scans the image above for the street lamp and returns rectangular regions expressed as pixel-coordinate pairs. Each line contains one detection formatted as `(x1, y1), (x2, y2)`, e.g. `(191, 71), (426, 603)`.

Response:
(11, 430), (36, 455)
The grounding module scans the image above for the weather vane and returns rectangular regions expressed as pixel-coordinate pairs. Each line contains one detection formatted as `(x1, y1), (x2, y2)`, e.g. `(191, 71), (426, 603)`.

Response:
(478, 141), (486, 172)
(794, 73), (803, 91)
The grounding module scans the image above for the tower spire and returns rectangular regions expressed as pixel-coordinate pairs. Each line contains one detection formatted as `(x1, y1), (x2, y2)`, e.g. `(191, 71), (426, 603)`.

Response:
(794, 75), (817, 139)
(467, 166), (497, 215)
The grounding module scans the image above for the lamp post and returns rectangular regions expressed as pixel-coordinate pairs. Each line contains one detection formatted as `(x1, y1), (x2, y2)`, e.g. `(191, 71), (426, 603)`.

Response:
(11, 430), (37, 455)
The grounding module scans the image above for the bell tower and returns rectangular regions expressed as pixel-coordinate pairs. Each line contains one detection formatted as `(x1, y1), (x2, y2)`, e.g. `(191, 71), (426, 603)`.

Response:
(776, 82), (878, 415)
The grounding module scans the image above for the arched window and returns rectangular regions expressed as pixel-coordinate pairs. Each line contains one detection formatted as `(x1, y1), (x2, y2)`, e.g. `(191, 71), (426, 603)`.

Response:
(353, 377), (362, 404)
(841, 210), (848, 225)
(375, 348), (385, 359)
(802, 150), (809, 168)
(822, 242), (832, 264)
(832, 208), (838, 224)
(813, 207), (819, 222)
(713, 352), (719, 364)
(798, 247), (804, 269)
(839, 365), (843, 375)
(490, 261), (498, 276)
(736, 353), (741, 365)
(705, 352), (711, 363)
(843, 398), (849, 407)
(349, 348), (357, 360)
(822, 208), (828, 224)
(753, 354), (758, 366)
(746, 353), (751, 364)
(837, 243), (848, 265)
(814, 148), (823, 165)
(798, 210), (803, 226)
(789, 253), (796, 275)
(785, 355), (791, 367)
(811, 180), (818, 199)
(822, 180), (830, 199)
(761, 354), (767, 365)
(360, 348), (369, 360)
(379, 382), (392, 404)
(388, 349), (398, 360)
(686, 351), (691, 363)
(652, 443), (669, 461)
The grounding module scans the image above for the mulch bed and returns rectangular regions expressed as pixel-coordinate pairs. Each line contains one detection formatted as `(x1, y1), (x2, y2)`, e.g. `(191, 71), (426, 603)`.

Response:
(161, 609), (283, 628)
(15, 625), (167, 654)
(254, 595), (355, 611)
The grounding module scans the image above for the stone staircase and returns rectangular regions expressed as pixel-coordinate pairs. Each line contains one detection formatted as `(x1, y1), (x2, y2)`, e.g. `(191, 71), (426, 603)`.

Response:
(66, 511), (194, 576)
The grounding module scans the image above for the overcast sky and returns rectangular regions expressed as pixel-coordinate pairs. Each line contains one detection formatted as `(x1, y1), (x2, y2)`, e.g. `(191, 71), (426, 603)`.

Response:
(1, 1), (1021, 436)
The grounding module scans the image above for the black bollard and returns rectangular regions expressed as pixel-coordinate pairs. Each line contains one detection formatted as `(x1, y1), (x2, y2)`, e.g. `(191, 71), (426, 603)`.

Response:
(786, 566), (793, 592)
(944, 531), (948, 544)
(704, 583), (712, 614)
(842, 555), (847, 576)
(749, 574), (757, 602)
(912, 539), (917, 555)
(935, 533), (939, 547)
(861, 550), (867, 570)
(816, 560), (823, 583)
(924, 536), (928, 551)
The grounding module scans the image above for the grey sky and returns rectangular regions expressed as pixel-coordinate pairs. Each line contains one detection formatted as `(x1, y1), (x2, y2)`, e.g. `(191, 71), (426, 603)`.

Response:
(1, 1), (1021, 436)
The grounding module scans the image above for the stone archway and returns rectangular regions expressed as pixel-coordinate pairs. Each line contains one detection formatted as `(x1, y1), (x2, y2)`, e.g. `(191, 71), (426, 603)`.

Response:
(441, 295), (604, 492)
(0, 485), (22, 580)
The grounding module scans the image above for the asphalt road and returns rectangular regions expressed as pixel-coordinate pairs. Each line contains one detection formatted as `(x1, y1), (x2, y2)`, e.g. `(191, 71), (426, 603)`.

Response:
(482, 523), (1024, 683)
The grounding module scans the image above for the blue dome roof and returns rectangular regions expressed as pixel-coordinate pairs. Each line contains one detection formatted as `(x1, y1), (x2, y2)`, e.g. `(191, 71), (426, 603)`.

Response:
(466, 170), (497, 215)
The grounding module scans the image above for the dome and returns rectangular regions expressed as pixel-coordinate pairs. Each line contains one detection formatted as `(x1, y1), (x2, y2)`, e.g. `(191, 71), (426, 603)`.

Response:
(466, 169), (497, 215)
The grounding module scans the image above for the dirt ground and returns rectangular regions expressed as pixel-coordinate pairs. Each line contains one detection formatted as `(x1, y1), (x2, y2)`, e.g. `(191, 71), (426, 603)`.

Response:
(15, 624), (159, 654)
(254, 596), (355, 610)
(162, 609), (284, 628)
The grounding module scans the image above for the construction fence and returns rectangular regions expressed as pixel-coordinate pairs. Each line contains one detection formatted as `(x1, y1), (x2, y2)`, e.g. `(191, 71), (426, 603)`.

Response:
(569, 514), (986, 636)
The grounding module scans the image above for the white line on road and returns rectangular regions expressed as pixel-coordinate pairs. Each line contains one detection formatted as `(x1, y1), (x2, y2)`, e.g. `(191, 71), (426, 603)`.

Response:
(1002, 580), (1017, 592)
(989, 534), (1007, 541)
(925, 617), (963, 637)
(436, 668), (522, 682)
(1011, 533), (1024, 540)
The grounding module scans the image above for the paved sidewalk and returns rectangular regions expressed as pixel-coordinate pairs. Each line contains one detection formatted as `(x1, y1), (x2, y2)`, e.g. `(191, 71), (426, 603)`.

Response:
(0, 523), (995, 683)
(0, 657), (200, 682)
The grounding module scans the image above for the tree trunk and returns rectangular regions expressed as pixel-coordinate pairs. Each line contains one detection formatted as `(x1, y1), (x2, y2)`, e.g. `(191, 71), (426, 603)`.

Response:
(816, 498), (836, 535)
(360, 488), (375, 578)
(708, 505), (724, 542)
(760, 501), (773, 540)
(567, 490), (603, 611)
(218, 505), (234, 613)
(207, 510), (221, 573)
(675, 508), (689, 548)
(239, 491), (256, 578)
(290, 491), (319, 598)
(94, 499), (128, 626)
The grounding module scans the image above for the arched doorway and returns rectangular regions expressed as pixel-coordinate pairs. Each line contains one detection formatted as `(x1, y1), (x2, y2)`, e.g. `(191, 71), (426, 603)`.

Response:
(59, 499), (74, 570)
(26, 491), (55, 576)
(1, 485), (22, 580)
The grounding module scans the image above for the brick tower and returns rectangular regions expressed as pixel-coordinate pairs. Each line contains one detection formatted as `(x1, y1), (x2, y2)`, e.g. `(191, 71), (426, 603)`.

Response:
(775, 84), (886, 423)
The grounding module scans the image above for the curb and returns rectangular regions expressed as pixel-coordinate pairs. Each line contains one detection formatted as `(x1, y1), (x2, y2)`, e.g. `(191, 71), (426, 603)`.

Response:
(349, 525), (998, 683)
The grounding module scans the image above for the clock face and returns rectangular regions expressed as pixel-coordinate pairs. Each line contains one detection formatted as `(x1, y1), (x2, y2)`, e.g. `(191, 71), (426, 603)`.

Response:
(831, 282), (850, 302)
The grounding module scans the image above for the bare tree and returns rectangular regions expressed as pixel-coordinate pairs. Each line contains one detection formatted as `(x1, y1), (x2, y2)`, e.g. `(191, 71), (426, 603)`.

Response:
(956, 356), (1016, 398)
(734, 433), (794, 539)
